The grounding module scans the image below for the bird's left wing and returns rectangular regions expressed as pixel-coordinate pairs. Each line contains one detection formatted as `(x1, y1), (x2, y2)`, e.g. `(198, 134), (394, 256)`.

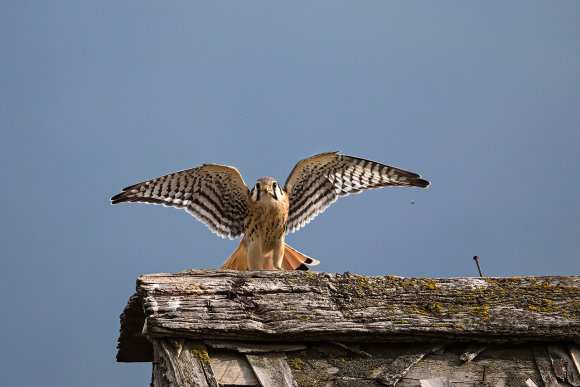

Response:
(111, 164), (249, 239)
(284, 152), (429, 233)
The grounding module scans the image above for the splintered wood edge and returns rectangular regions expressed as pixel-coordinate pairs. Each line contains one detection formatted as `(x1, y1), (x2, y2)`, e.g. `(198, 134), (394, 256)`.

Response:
(117, 293), (152, 362)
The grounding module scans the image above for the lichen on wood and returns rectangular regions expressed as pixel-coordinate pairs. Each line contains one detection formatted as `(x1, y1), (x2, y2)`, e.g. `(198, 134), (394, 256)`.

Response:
(124, 270), (579, 345)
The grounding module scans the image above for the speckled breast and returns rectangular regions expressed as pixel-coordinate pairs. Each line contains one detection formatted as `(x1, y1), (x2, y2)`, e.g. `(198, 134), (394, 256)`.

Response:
(245, 200), (289, 252)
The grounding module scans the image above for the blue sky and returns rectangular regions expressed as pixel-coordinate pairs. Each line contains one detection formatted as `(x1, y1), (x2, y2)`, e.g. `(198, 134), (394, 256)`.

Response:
(1, 1), (579, 386)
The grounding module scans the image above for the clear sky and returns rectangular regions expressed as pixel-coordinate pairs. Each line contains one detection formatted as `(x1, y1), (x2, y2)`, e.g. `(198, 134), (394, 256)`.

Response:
(1, 1), (579, 386)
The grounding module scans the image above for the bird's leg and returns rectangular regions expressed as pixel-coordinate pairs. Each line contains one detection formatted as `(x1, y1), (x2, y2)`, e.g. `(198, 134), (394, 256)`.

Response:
(272, 239), (284, 270)
(247, 240), (264, 270)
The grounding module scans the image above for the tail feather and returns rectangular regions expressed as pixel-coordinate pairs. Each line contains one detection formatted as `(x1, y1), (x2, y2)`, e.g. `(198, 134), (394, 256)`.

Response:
(282, 244), (320, 270)
(219, 240), (319, 271)
(220, 240), (248, 271)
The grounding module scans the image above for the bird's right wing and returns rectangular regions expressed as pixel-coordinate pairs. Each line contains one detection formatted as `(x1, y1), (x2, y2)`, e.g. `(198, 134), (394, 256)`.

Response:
(111, 164), (249, 239)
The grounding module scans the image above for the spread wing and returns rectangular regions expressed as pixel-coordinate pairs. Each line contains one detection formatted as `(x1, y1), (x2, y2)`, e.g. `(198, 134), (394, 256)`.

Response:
(284, 152), (430, 233)
(111, 164), (249, 239)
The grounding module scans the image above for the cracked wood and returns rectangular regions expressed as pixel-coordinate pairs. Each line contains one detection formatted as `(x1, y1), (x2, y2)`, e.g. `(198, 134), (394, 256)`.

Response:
(122, 270), (579, 346)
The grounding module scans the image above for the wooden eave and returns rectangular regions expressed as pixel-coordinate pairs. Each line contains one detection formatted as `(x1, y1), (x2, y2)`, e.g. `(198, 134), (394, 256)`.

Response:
(117, 270), (580, 363)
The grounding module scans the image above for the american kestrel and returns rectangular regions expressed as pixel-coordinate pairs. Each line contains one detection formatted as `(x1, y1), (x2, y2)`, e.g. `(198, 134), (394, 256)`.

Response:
(111, 152), (429, 270)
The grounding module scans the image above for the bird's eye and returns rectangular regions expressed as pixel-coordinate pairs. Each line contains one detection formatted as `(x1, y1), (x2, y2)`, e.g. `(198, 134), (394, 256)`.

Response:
(273, 182), (277, 189)
(256, 183), (261, 190)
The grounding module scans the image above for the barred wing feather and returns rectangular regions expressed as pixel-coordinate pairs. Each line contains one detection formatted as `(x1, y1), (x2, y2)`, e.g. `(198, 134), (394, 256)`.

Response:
(111, 164), (249, 239)
(284, 152), (429, 233)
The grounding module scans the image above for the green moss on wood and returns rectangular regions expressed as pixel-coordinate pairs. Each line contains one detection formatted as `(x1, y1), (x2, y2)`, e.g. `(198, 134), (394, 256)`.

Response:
(190, 343), (210, 365)
(289, 350), (307, 370)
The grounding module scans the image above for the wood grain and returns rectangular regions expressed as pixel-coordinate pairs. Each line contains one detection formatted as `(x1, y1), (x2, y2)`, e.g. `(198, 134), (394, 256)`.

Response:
(207, 351), (259, 386)
(205, 340), (307, 354)
(547, 344), (580, 386)
(419, 377), (453, 387)
(131, 270), (579, 344)
(245, 352), (297, 387)
(375, 345), (443, 386)
(151, 339), (218, 387)
(459, 345), (487, 363)
(532, 345), (560, 387)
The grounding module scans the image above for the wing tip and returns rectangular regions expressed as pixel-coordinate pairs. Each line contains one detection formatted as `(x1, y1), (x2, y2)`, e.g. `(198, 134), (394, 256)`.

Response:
(414, 178), (430, 188)
(110, 192), (126, 204)
(110, 190), (144, 204)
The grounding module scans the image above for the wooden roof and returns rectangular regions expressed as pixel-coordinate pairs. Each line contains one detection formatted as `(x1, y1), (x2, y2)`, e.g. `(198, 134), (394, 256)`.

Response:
(117, 270), (580, 386)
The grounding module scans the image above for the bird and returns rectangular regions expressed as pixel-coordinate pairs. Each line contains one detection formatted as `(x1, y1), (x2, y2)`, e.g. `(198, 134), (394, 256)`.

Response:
(111, 152), (429, 270)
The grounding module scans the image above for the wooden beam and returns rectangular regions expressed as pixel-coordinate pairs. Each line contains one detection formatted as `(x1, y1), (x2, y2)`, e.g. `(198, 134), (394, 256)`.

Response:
(205, 340), (306, 353)
(132, 271), (579, 343)
(375, 344), (443, 385)
(459, 344), (487, 362)
(547, 344), (580, 386)
(532, 345), (560, 387)
(245, 352), (296, 387)
(569, 344), (580, 382)
(419, 377), (453, 387)
(151, 339), (218, 387)
(208, 351), (259, 386)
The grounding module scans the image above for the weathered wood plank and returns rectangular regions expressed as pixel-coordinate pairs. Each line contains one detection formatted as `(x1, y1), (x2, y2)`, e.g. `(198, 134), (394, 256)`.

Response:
(205, 340), (307, 353)
(459, 344), (487, 363)
(532, 345), (560, 387)
(525, 379), (539, 387)
(570, 344), (580, 379)
(245, 352), (296, 387)
(547, 344), (580, 386)
(131, 271), (579, 344)
(202, 341), (551, 387)
(403, 344), (543, 386)
(152, 339), (218, 387)
(197, 344), (219, 387)
(419, 377), (453, 387)
(328, 340), (373, 358)
(375, 344), (443, 386)
(208, 351), (259, 386)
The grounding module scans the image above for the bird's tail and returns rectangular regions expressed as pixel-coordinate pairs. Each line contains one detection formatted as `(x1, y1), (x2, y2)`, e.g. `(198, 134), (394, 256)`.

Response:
(220, 239), (320, 271)
(282, 244), (320, 270)
(220, 240), (249, 271)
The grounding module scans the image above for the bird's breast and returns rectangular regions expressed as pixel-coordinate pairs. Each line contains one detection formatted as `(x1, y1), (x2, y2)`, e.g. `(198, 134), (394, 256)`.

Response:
(245, 199), (288, 251)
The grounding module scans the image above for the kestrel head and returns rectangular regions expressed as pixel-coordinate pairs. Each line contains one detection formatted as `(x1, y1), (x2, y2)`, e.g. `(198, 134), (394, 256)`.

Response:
(250, 176), (284, 202)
